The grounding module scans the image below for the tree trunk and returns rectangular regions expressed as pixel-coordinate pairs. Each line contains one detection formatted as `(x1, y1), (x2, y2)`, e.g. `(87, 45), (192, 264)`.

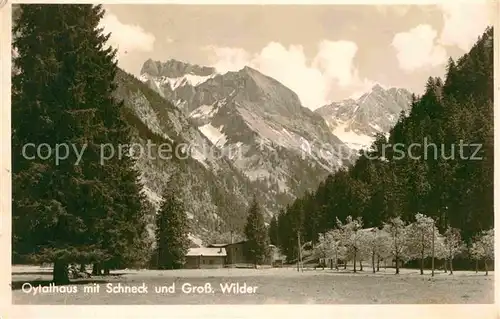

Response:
(444, 259), (448, 273)
(353, 251), (357, 273)
(449, 258), (453, 275)
(92, 263), (101, 276)
(376, 255), (380, 272)
(344, 261), (347, 270)
(103, 267), (110, 276)
(475, 259), (479, 273)
(420, 250), (424, 275)
(79, 264), (86, 273)
(484, 259), (488, 276)
(53, 260), (70, 285)
(431, 223), (435, 277)
(395, 256), (400, 274)
(335, 250), (339, 270)
(372, 252), (376, 273)
(420, 234), (425, 275)
(359, 259), (363, 271)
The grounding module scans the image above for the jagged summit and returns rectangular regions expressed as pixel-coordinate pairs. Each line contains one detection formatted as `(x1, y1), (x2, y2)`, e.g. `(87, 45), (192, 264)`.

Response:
(211, 65), (304, 112)
(140, 59), (304, 115)
(315, 85), (412, 150)
(140, 58), (216, 78)
(371, 83), (385, 91)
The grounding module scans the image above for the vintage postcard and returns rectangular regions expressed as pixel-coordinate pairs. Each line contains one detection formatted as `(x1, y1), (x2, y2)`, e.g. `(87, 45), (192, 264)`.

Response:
(2, 0), (498, 318)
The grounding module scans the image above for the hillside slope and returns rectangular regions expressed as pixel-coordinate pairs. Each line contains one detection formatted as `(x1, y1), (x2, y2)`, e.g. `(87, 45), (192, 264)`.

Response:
(114, 69), (269, 244)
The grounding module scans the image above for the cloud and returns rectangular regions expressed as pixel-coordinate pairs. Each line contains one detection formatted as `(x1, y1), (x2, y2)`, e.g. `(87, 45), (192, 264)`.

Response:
(204, 45), (251, 73)
(438, 2), (491, 51)
(250, 42), (330, 110)
(205, 40), (375, 110)
(375, 5), (411, 17)
(312, 40), (374, 93)
(392, 24), (447, 72)
(391, 1), (491, 72)
(99, 12), (156, 57)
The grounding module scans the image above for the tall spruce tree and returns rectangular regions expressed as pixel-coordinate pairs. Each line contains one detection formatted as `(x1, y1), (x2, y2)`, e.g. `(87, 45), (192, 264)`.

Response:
(268, 215), (279, 246)
(244, 196), (269, 267)
(12, 4), (149, 283)
(155, 173), (190, 269)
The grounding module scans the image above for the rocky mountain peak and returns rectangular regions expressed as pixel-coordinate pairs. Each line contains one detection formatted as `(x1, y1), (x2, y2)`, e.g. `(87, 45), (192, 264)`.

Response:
(371, 83), (384, 92)
(141, 58), (160, 77)
(315, 85), (413, 150)
(231, 66), (303, 112)
(140, 58), (216, 78)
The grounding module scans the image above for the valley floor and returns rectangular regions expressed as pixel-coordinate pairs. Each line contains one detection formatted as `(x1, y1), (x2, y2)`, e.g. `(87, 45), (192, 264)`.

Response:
(12, 265), (493, 304)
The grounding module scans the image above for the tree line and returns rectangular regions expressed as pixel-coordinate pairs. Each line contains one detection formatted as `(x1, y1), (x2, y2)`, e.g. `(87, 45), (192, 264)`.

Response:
(269, 27), (494, 270)
(311, 214), (493, 275)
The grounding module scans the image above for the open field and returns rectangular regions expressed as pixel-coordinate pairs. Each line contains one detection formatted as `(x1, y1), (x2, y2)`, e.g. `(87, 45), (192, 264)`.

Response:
(12, 265), (494, 304)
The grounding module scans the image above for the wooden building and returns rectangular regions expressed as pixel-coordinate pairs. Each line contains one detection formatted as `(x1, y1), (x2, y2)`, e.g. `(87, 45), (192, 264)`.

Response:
(207, 241), (278, 267)
(207, 241), (248, 267)
(184, 247), (227, 269)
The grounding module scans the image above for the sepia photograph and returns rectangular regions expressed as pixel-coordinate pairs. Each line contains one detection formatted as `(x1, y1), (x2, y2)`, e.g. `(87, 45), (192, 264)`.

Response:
(9, 2), (495, 306)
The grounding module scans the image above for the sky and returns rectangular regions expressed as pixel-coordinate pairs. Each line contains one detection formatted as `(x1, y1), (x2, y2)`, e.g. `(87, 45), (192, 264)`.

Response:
(100, 3), (493, 110)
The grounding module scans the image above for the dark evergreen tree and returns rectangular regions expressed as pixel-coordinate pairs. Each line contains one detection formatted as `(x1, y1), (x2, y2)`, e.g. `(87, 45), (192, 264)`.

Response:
(244, 196), (269, 267)
(12, 4), (149, 283)
(155, 173), (190, 269)
(268, 215), (279, 246)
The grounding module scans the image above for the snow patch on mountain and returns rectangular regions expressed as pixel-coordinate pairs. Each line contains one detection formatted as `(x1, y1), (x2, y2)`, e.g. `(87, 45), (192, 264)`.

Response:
(161, 74), (216, 90)
(173, 99), (186, 109)
(332, 122), (377, 151)
(189, 103), (219, 120)
(199, 123), (227, 147)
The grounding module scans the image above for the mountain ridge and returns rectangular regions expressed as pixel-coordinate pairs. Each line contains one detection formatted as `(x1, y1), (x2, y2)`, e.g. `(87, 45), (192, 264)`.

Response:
(138, 58), (358, 216)
(315, 85), (413, 150)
